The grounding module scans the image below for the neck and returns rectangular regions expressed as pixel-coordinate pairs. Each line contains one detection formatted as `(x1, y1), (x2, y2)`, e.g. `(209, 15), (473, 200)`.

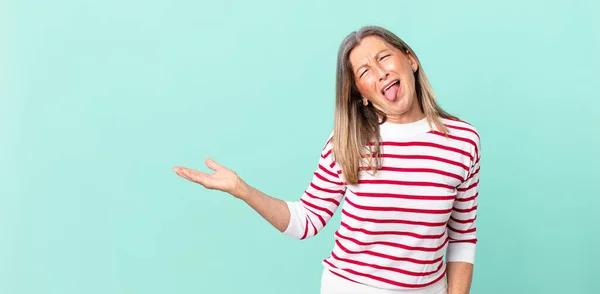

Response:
(382, 101), (425, 124)
(385, 112), (425, 124)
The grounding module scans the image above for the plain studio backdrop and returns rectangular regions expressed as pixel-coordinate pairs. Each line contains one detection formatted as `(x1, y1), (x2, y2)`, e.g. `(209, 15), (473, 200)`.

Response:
(1, 0), (599, 293)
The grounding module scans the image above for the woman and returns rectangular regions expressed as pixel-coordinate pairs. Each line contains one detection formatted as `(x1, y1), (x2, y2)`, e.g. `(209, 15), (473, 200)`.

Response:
(173, 26), (480, 294)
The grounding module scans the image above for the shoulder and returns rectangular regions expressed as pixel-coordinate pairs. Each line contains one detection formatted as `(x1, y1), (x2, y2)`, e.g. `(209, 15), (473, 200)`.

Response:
(319, 130), (335, 158)
(440, 117), (480, 143)
(324, 130), (334, 148)
(439, 117), (481, 158)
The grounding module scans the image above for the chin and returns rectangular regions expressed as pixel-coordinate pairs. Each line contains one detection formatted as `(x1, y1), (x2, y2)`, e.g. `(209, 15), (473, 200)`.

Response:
(393, 100), (415, 114)
(391, 96), (410, 109)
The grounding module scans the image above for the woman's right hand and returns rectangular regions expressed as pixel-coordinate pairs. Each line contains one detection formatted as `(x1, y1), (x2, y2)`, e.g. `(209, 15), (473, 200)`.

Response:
(174, 158), (291, 233)
(173, 158), (247, 198)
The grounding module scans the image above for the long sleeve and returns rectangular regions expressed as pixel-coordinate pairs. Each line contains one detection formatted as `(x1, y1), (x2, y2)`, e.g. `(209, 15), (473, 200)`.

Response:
(283, 136), (346, 240)
(446, 135), (481, 264)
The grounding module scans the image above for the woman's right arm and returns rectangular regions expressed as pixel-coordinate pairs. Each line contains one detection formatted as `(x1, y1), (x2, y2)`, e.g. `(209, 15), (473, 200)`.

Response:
(173, 158), (292, 232)
(235, 179), (292, 233)
(173, 136), (346, 239)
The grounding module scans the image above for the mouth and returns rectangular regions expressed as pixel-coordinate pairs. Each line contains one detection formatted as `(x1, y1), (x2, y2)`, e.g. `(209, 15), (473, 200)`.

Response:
(381, 79), (400, 101)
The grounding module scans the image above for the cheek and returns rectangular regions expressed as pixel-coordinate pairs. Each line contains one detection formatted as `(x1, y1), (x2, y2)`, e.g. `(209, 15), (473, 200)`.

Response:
(395, 60), (411, 74)
(405, 73), (416, 90)
(356, 80), (376, 97)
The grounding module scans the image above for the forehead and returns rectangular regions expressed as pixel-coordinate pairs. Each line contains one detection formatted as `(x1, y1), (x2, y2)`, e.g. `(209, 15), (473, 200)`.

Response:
(349, 36), (394, 68)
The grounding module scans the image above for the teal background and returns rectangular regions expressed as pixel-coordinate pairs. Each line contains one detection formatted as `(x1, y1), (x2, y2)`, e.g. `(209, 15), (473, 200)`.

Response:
(2, 0), (599, 293)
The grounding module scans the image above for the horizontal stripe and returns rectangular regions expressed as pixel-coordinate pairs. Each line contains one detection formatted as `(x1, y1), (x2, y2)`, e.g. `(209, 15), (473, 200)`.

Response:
(310, 182), (344, 195)
(449, 216), (476, 224)
(345, 197), (452, 214)
(334, 240), (443, 265)
(309, 218), (317, 236)
(361, 166), (464, 181)
(324, 260), (447, 288)
(379, 141), (473, 159)
(456, 192), (478, 202)
(379, 154), (469, 171)
(328, 269), (360, 284)
(452, 205), (478, 213)
(318, 164), (338, 178)
(351, 189), (455, 201)
(340, 221), (445, 239)
(445, 124), (480, 139)
(305, 206), (326, 227)
(330, 251), (444, 277)
(301, 198), (333, 217)
(313, 171), (343, 186)
(430, 130), (478, 155)
(301, 218), (309, 240)
(447, 225), (476, 234)
(457, 181), (479, 192)
(342, 209), (447, 227)
(358, 179), (454, 190)
(304, 191), (340, 206)
(448, 238), (477, 244)
(335, 231), (449, 252)
(462, 168), (479, 183)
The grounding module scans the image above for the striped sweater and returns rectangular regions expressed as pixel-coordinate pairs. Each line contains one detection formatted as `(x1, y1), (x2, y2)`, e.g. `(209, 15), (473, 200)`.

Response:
(283, 117), (481, 290)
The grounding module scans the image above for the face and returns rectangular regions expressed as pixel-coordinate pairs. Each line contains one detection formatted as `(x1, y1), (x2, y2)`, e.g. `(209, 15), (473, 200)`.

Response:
(349, 35), (423, 124)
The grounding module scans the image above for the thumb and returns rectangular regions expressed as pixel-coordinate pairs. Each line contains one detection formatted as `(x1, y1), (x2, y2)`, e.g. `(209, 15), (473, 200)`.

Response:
(205, 158), (225, 172)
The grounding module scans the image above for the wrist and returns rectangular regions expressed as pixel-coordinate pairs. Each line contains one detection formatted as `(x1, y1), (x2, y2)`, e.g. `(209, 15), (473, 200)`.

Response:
(232, 177), (251, 200)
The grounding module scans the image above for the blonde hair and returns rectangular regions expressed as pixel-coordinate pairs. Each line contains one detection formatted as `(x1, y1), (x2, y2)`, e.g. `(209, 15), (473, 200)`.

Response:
(332, 26), (457, 185)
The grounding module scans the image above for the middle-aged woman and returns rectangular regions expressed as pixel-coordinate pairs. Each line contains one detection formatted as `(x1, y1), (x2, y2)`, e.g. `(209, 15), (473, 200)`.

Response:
(173, 25), (481, 294)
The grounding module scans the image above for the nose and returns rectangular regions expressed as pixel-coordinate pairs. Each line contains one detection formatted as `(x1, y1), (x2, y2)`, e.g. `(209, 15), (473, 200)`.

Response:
(374, 65), (389, 81)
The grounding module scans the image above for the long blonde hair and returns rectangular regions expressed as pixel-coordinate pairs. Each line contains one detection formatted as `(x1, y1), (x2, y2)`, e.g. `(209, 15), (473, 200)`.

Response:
(332, 26), (457, 185)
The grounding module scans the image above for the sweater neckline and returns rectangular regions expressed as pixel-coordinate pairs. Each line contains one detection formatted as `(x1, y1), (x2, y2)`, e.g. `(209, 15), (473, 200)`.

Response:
(379, 117), (432, 138)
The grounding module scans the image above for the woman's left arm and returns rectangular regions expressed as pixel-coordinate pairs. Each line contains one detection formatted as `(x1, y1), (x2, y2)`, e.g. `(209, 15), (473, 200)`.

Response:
(446, 128), (481, 294)
(447, 262), (473, 294)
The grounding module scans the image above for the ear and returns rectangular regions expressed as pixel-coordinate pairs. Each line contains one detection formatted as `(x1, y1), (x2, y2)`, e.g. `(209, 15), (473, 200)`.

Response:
(362, 97), (369, 106)
(406, 51), (419, 73)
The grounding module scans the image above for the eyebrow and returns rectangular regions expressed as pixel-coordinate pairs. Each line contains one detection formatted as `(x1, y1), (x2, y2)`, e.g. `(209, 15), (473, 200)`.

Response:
(355, 49), (389, 74)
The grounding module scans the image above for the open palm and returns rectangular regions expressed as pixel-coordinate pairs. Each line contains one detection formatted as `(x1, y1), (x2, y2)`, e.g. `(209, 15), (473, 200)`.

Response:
(173, 158), (242, 195)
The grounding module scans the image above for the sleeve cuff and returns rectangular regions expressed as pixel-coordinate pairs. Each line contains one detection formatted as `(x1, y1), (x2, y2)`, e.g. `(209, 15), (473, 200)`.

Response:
(282, 201), (303, 239)
(446, 242), (476, 264)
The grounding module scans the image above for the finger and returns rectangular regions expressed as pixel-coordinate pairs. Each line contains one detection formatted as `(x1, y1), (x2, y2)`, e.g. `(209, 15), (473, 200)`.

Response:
(173, 166), (192, 179)
(205, 158), (225, 172)
(173, 167), (208, 185)
(173, 167), (194, 181)
(184, 168), (208, 183)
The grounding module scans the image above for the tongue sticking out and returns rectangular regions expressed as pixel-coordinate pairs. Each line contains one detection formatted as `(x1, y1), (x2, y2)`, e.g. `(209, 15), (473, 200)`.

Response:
(383, 83), (399, 101)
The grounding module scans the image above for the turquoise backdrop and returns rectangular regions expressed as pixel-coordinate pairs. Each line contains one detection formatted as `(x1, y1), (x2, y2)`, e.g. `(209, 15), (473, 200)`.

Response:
(2, 0), (599, 293)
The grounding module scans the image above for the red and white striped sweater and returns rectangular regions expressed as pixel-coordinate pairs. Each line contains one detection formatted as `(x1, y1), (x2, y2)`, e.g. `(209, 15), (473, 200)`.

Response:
(283, 117), (480, 290)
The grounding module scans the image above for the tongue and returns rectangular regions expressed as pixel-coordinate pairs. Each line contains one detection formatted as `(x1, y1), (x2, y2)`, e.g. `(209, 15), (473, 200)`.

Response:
(383, 83), (399, 101)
